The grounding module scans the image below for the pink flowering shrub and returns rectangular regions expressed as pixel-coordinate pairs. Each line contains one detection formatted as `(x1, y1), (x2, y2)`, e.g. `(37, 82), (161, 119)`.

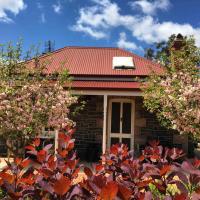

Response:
(0, 42), (77, 156)
(143, 35), (200, 137)
(0, 82), (77, 135)
(159, 72), (200, 135)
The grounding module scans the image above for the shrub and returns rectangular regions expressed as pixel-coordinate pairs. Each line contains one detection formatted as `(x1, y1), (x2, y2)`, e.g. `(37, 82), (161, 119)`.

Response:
(0, 42), (78, 157)
(82, 141), (200, 199)
(0, 127), (89, 200)
(143, 35), (200, 138)
(0, 130), (200, 200)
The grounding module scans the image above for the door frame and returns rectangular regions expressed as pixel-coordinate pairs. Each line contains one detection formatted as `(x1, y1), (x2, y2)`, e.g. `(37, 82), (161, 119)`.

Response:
(107, 98), (135, 149)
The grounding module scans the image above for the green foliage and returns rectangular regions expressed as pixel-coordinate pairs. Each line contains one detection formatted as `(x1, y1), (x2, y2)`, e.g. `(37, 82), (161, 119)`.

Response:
(0, 188), (6, 199)
(144, 34), (176, 66)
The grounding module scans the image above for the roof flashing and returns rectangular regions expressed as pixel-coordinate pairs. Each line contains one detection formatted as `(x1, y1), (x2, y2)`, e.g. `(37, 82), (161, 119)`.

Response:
(112, 57), (135, 70)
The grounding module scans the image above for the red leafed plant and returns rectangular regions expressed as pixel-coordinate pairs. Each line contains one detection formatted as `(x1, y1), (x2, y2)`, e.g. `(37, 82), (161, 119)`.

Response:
(82, 141), (200, 200)
(0, 131), (200, 200)
(0, 127), (90, 200)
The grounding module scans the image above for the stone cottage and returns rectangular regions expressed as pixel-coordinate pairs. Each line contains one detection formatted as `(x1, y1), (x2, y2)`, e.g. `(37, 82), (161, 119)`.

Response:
(0, 47), (188, 161)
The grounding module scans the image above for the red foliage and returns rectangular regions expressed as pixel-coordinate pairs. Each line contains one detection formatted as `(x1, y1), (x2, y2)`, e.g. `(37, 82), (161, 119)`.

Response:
(82, 141), (200, 200)
(0, 132), (200, 200)
(53, 176), (71, 196)
(100, 181), (118, 200)
(0, 127), (89, 200)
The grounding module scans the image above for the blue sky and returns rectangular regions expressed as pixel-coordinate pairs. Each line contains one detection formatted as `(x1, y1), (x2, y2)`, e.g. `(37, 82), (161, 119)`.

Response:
(0, 0), (200, 55)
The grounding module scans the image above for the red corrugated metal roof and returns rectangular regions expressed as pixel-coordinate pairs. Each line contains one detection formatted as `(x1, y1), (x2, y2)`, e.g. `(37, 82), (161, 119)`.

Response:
(69, 81), (141, 90)
(27, 47), (163, 76)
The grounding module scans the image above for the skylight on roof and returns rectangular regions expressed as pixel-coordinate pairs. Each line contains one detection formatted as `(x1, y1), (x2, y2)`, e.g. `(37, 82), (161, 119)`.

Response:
(112, 57), (135, 70)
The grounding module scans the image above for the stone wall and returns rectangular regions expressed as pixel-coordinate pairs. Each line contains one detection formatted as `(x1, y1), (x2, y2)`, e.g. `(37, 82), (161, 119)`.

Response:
(72, 95), (103, 161)
(72, 95), (188, 161)
(134, 97), (173, 149)
(134, 96), (188, 153)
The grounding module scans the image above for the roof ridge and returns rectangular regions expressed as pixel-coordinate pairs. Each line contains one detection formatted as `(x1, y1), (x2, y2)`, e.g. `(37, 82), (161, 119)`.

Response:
(25, 46), (121, 63)
(63, 46), (119, 49)
(25, 46), (68, 62)
(39, 46), (120, 57)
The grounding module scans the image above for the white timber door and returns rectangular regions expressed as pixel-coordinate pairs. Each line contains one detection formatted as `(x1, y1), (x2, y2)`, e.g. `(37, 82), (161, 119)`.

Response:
(108, 99), (135, 150)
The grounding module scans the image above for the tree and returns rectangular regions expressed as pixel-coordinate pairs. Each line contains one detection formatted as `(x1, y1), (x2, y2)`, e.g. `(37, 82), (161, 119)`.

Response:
(144, 34), (179, 66)
(0, 42), (77, 156)
(143, 34), (200, 139)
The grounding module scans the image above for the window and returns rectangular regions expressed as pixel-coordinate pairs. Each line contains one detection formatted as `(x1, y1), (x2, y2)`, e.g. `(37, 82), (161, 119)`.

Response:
(112, 57), (135, 70)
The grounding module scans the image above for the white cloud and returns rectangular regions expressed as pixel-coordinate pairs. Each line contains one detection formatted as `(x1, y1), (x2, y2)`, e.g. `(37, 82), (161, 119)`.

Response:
(130, 0), (171, 15)
(53, 1), (62, 14)
(0, 0), (26, 23)
(117, 32), (143, 51)
(72, 0), (200, 47)
(72, 24), (106, 39)
(40, 13), (46, 23)
(36, 2), (46, 23)
(72, 0), (137, 39)
(130, 16), (200, 45)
